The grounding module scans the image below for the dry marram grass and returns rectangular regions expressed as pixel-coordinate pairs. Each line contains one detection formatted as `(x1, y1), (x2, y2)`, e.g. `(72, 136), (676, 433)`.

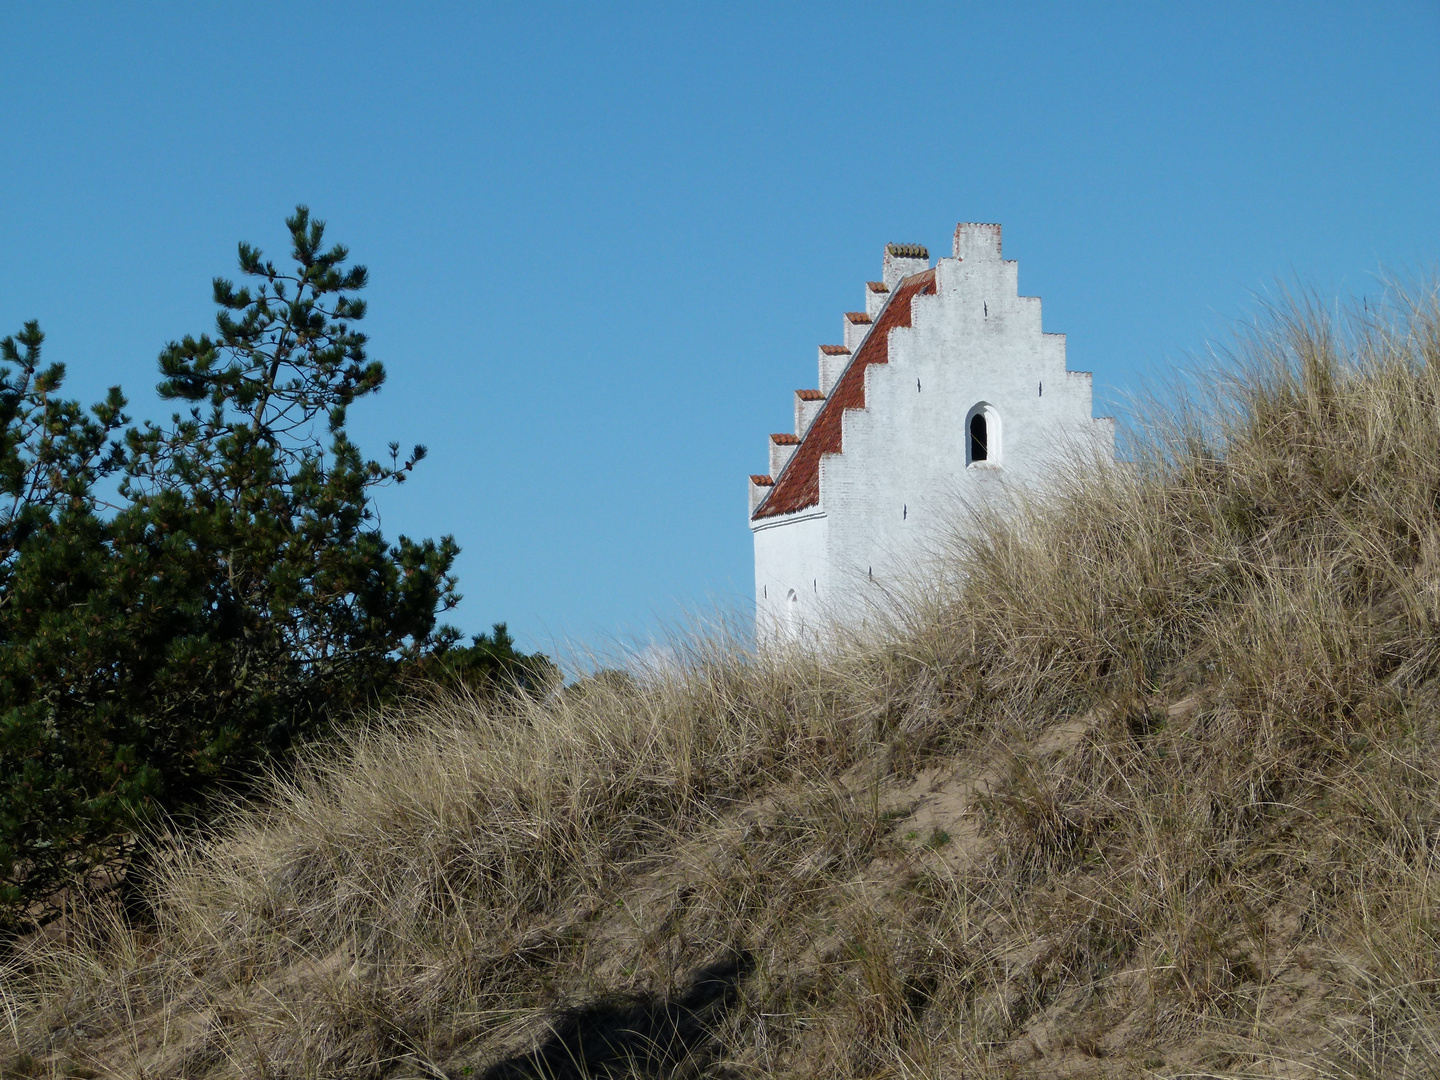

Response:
(4, 287), (1440, 1077)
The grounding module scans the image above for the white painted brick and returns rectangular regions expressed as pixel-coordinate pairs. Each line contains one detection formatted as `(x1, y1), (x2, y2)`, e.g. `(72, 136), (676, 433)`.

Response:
(751, 223), (1115, 644)
(818, 347), (850, 395)
(794, 391), (824, 436)
(769, 435), (797, 477)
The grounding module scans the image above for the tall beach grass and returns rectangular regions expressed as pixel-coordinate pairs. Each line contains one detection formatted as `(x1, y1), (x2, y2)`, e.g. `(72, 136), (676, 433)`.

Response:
(4, 284), (1440, 1077)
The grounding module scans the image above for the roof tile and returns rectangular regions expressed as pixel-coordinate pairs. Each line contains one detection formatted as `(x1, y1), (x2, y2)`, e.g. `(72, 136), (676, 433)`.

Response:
(819, 344), (851, 356)
(755, 268), (937, 519)
(770, 433), (800, 445)
(795, 389), (825, 401)
(886, 243), (929, 259)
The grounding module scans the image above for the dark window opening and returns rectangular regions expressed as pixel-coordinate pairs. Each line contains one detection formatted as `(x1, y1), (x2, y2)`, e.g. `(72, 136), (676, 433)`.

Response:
(970, 414), (988, 462)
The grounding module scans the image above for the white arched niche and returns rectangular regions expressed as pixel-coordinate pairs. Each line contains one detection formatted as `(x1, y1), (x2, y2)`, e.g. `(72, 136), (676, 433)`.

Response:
(965, 402), (1002, 467)
(784, 588), (801, 640)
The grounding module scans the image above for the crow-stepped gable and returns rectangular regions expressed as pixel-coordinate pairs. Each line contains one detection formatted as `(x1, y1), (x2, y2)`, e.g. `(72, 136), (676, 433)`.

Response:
(749, 222), (1114, 642)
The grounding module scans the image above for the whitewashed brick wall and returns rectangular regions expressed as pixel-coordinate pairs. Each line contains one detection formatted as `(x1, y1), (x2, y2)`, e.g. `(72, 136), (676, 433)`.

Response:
(750, 223), (1114, 644)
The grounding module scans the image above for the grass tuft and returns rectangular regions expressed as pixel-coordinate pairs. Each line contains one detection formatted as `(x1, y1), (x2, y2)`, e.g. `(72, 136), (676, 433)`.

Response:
(6, 283), (1440, 1076)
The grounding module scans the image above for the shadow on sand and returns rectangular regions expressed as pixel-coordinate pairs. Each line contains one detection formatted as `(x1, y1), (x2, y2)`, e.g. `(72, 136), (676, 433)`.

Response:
(479, 951), (754, 1079)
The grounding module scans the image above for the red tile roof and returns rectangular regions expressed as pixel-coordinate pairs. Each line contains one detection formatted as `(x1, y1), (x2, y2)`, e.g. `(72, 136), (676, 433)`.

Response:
(795, 389), (825, 401)
(750, 474), (773, 485)
(845, 311), (872, 324)
(770, 433), (800, 445)
(754, 268), (937, 520)
(866, 281), (889, 293)
(819, 344), (851, 356)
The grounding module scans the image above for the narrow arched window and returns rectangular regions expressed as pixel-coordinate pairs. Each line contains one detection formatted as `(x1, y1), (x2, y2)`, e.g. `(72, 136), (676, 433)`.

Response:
(966, 402), (1001, 467)
(785, 589), (800, 639)
(969, 413), (988, 462)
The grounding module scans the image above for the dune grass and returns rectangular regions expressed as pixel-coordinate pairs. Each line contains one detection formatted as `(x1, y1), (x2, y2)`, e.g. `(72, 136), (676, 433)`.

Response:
(4, 285), (1440, 1077)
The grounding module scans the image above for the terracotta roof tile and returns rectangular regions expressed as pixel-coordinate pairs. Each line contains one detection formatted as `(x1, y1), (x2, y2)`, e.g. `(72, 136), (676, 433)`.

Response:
(770, 433), (800, 445)
(819, 344), (851, 356)
(845, 311), (872, 324)
(755, 268), (937, 519)
(866, 281), (889, 293)
(886, 242), (929, 259)
(795, 389), (825, 401)
(750, 474), (773, 485)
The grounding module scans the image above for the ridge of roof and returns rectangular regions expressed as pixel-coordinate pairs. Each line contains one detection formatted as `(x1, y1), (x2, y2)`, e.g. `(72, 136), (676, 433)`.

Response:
(754, 267), (937, 520)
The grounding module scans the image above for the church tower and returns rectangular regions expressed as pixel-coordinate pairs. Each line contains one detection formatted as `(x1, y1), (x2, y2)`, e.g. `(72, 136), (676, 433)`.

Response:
(748, 223), (1114, 641)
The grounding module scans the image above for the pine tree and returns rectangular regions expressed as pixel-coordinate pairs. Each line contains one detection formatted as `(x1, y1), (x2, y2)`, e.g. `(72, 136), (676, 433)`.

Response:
(406, 622), (560, 698)
(0, 209), (465, 927)
(0, 323), (131, 912)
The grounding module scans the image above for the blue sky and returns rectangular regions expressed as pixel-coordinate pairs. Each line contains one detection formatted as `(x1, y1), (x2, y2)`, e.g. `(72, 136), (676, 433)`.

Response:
(1, 3), (1436, 656)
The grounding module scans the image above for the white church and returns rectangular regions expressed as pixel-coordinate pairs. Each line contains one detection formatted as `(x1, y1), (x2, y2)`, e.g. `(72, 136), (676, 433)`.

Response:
(748, 222), (1114, 641)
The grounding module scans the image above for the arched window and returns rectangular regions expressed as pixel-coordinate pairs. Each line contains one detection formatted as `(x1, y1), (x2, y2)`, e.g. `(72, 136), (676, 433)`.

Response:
(785, 589), (800, 639)
(969, 413), (988, 462)
(965, 402), (1001, 467)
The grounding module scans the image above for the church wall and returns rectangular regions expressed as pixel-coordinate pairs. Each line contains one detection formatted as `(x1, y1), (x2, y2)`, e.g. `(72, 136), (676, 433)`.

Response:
(813, 233), (1111, 627)
(749, 223), (1115, 640)
(751, 509), (829, 644)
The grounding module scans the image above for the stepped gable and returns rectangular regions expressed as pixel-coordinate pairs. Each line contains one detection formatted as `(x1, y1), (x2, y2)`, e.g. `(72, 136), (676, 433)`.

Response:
(754, 267), (937, 519)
